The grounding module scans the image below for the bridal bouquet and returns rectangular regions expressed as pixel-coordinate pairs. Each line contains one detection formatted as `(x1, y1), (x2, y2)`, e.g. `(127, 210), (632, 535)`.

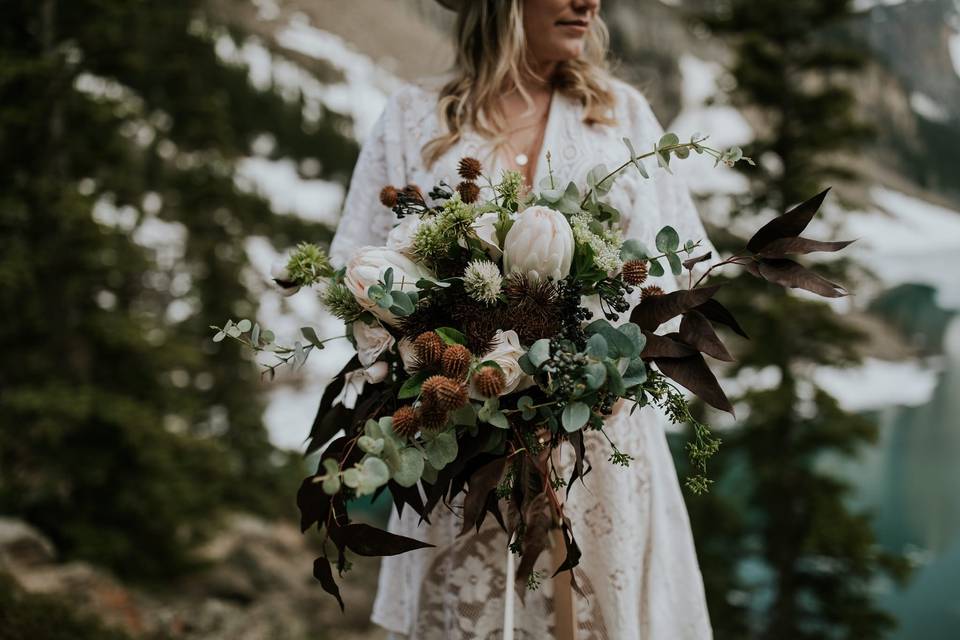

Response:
(212, 132), (851, 609)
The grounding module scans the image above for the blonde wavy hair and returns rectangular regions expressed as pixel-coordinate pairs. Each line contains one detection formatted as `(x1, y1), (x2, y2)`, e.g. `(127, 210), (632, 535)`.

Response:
(422, 0), (616, 167)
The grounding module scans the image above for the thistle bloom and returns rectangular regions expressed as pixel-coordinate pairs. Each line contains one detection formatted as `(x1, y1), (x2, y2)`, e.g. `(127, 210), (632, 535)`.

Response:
(463, 259), (503, 305)
(344, 247), (434, 325)
(502, 206), (574, 281)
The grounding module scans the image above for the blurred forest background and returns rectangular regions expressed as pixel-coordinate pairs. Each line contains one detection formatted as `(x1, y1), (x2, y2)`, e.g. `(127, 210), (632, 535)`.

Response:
(1, 0), (958, 639)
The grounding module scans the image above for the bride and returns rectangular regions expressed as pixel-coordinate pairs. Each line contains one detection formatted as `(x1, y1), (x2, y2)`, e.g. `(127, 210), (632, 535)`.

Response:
(330, 0), (714, 638)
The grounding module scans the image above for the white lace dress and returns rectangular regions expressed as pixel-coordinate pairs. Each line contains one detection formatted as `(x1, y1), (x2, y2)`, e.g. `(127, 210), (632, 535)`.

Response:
(329, 78), (714, 640)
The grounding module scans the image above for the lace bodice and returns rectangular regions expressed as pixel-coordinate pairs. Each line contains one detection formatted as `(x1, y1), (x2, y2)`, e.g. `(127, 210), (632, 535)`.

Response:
(330, 79), (713, 640)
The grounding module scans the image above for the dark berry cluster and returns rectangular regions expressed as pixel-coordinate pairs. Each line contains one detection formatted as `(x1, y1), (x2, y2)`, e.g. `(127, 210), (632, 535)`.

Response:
(593, 390), (616, 416)
(595, 276), (633, 321)
(556, 276), (592, 347)
(542, 339), (589, 401)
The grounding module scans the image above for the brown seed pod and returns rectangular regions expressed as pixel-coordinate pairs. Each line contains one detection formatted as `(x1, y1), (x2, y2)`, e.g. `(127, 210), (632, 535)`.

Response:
(457, 157), (483, 181)
(402, 184), (424, 204)
(456, 180), (480, 204)
(422, 374), (468, 411)
(622, 259), (649, 286)
(417, 406), (450, 433)
(441, 344), (473, 380)
(641, 285), (665, 300)
(379, 185), (399, 208)
(391, 405), (418, 439)
(472, 366), (505, 398)
(414, 331), (445, 367)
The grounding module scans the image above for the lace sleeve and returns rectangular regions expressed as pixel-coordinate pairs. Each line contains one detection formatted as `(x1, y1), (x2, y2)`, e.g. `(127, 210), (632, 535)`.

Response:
(329, 91), (409, 267)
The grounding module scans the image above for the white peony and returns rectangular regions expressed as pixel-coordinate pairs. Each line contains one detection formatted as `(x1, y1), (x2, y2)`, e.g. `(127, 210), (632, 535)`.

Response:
(385, 215), (423, 257)
(502, 205), (574, 281)
(471, 329), (534, 398)
(344, 246), (434, 326)
(353, 320), (395, 367)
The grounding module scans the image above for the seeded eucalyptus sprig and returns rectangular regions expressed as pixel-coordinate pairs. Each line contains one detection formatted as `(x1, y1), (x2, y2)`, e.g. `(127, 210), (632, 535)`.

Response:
(210, 318), (343, 380)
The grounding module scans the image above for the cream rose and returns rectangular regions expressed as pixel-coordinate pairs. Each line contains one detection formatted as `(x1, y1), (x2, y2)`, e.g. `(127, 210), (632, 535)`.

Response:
(353, 320), (395, 367)
(344, 246), (434, 326)
(471, 329), (534, 399)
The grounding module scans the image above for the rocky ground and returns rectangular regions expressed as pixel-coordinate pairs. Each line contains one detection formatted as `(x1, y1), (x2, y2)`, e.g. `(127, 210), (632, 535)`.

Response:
(0, 516), (387, 640)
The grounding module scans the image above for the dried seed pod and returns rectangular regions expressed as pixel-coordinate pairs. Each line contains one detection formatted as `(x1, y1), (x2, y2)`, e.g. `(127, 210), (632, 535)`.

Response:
(379, 185), (399, 208)
(640, 285), (665, 300)
(417, 406), (450, 432)
(441, 344), (473, 380)
(472, 366), (505, 398)
(456, 180), (480, 204)
(621, 259), (649, 286)
(414, 332), (445, 367)
(457, 157), (482, 181)
(422, 375), (468, 411)
(402, 184), (424, 204)
(391, 405), (418, 439)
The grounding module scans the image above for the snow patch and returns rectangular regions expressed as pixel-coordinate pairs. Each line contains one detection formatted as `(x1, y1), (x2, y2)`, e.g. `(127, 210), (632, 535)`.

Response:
(813, 357), (940, 412)
(843, 187), (960, 309)
(235, 157), (344, 225)
(276, 17), (402, 140)
(668, 55), (752, 196)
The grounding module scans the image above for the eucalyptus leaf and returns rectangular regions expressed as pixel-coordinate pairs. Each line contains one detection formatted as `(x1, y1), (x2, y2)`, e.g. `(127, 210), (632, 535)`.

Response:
(584, 362), (607, 390)
(424, 432), (458, 468)
(586, 333), (608, 359)
(398, 371), (430, 399)
(391, 448), (425, 488)
(656, 226), (680, 253)
(435, 327), (467, 345)
(358, 435), (384, 456)
(561, 402), (590, 432)
(620, 239), (650, 262)
(648, 257), (665, 277)
(236, 318), (252, 332)
(667, 252), (683, 276)
(486, 410), (509, 429)
(527, 339), (551, 368)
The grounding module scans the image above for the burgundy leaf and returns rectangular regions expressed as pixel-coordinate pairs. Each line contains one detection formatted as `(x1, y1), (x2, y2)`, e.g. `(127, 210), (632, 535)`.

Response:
(336, 523), (433, 556)
(307, 356), (360, 453)
(515, 494), (553, 602)
(693, 299), (749, 338)
(641, 331), (698, 358)
(682, 252), (713, 270)
(746, 188), (830, 253)
(551, 520), (583, 577)
(297, 476), (331, 533)
(655, 354), (735, 415)
(756, 237), (855, 257)
(630, 285), (722, 331)
(680, 311), (735, 362)
(755, 258), (847, 298)
(313, 557), (345, 611)
(388, 481), (430, 524)
(565, 431), (591, 497)
(459, 457), (507, 536)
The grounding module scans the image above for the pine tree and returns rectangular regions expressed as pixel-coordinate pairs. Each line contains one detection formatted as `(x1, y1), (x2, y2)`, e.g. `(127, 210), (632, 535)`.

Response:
(682, 1), (911, 637)
(0, 0), (356, 579)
